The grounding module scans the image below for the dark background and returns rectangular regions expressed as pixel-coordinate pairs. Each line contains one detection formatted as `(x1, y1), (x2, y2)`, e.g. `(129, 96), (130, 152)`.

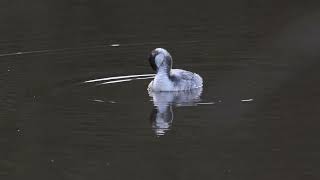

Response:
(1, 1), (320, 179)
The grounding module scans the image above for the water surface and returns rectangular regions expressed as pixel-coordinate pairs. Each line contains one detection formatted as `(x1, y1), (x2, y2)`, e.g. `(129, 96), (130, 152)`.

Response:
(1, 1), (320, 179)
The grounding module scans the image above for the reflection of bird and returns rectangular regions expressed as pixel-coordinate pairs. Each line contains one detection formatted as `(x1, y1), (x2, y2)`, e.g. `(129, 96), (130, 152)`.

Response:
(149, 88), (203, 136)
(148, 48), (203, 91)
(149, 105), (173, 136)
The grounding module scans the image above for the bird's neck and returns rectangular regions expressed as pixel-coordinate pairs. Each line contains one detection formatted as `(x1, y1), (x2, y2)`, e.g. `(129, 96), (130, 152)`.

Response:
(156, 65), (171, 78)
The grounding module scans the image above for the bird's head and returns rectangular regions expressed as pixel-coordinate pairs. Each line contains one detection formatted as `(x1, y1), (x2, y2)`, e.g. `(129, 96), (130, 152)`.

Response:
(148, 48), (172, 72)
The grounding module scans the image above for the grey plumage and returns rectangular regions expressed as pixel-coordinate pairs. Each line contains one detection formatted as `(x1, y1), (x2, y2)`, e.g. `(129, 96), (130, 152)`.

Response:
(148, 48), (203, 91)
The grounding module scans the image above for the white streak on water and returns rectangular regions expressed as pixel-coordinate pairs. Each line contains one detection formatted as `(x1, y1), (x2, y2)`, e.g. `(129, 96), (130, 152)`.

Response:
(98, 79), (133, 85)
(110, 44), (120, 47)
(241, 98), (254, 102)
(84, 74), (155, 83)
(136, 76), (155, 80)
(92, 99), (104, 103)
(0, 49), (56, 57)
(197, 102), (215, 105)
(0, 40), (210, 57)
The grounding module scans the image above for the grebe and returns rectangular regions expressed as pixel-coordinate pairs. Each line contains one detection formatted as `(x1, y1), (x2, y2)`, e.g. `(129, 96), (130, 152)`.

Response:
(148, 48), (203, 91)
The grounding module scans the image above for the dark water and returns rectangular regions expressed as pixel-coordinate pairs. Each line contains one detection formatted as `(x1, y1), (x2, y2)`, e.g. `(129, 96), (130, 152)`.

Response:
(1, 1), (320, 179)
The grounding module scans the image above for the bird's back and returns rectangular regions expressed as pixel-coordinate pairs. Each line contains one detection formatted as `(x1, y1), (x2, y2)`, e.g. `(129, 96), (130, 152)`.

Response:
(148, 69), (203, 91)
(169, 69), (203, 91)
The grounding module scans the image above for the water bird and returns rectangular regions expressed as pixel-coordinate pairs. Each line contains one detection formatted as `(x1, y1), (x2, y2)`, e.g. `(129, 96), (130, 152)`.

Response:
(148, 48), (203, 91)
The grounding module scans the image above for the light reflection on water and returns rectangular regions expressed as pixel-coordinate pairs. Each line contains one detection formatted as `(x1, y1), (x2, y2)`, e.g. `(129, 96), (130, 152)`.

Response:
(84, 74), (155, 84)
(149, 88), (202, 136)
